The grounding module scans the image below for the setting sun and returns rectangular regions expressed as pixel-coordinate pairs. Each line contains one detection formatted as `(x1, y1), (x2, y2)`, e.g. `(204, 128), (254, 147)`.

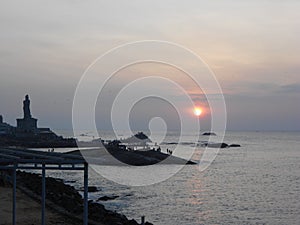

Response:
(193, 107), (202, 116)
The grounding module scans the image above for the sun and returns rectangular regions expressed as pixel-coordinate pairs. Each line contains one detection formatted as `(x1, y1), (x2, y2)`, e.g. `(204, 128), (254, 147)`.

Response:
(193, 107), (202, 116)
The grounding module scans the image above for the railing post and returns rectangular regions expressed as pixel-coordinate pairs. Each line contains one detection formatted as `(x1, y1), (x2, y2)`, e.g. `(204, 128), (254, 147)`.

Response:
(12, 164), (17, 225)
(41, 164), (46, 225)
(141, 215), (145, 225)
(83, 163), (88, 225)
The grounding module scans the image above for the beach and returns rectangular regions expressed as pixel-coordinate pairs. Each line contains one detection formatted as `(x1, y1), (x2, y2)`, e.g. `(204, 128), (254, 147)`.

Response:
(0, 186), (80, 225)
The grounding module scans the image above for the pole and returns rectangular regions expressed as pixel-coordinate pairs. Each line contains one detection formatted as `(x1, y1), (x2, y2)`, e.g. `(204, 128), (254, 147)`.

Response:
(83, 163), (88, 225)
(12, 164), (17, 225)
(41, 164), (46, 225)
(141, 215), (145, 225)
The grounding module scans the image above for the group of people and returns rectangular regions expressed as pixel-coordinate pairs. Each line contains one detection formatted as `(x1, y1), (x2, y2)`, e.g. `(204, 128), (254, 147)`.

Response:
(47, 148), (55, 152)
(166, 148), (173, 155)
(154, 146), (173, 155)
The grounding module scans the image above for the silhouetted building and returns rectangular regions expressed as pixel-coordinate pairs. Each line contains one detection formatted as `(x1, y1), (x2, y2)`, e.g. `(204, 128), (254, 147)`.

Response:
(0, 115), (14, 136)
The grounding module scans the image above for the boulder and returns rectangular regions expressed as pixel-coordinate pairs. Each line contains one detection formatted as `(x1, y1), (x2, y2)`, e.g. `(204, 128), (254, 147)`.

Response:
(205, 143), (228, 148)
(202, 132), (217, 136)
(97, 195), (119, 201)
(88, 186), (99, 192)
(229, 144), (241, 147)
(79, 186), (99, 192)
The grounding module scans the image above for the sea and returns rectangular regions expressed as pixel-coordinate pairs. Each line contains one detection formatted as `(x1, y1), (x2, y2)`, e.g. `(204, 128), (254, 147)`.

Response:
(38, 131), (300, 225)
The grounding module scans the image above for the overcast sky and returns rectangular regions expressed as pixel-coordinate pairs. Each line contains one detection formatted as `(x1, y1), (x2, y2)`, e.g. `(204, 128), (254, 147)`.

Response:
(0, 0), (299, 131)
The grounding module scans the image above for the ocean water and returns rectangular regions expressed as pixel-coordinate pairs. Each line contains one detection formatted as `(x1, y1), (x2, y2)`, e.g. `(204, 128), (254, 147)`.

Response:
(46, 131), (300, 225)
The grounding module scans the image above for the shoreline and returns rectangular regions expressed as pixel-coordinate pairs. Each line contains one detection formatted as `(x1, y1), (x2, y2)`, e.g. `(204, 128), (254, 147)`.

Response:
(0, 186), (81, 225)
(67, 148), (196, 166)
(0, 171), (153, 225)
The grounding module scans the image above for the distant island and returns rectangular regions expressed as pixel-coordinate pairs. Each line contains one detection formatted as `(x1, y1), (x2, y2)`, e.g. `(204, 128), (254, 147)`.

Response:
(202, 132), (217, 136)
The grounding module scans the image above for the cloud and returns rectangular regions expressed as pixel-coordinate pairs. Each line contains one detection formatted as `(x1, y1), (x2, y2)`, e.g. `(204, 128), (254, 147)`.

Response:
(277, 83), (300, 94)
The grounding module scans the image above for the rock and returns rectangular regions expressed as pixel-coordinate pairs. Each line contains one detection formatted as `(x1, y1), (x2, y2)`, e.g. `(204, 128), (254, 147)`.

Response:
(202, 132), (217, 136)
(79, 186), (99, 192)
(229, 144), (241, 147)
(14, 171), (149, 224)
(88, 186), (99, 192)
(124, 193), (133, 197)
(205, 143), (228, 148)
(97, 195), (119, 201)
(124, 219), (140, 225)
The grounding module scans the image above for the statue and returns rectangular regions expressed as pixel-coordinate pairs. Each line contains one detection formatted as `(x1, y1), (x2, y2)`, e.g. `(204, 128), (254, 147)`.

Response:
(23, 95), (32, 119)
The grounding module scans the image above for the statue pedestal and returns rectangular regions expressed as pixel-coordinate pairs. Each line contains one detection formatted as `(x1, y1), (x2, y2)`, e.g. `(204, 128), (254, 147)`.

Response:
(16, 117), (38, 133)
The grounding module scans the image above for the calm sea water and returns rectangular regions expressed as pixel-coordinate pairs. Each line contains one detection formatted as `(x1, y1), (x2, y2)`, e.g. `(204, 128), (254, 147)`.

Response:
(47, 131), (300, 225)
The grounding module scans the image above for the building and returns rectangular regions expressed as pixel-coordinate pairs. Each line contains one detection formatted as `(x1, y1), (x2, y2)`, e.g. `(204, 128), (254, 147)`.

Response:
(0, 115), (14, 136)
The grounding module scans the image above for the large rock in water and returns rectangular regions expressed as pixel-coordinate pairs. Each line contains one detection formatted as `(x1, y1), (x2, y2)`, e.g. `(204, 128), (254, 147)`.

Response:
(80, 186), (99, 192)
(122, 132), (152, 144)
(97, 195), (119, 201)
(202, 132), (217, 136)
(205, 143), (228, 148)
(229, 144), (241, 147)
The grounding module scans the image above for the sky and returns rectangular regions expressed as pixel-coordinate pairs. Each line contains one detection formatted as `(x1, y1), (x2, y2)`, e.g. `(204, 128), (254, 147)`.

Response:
(0, 0), (299, 131)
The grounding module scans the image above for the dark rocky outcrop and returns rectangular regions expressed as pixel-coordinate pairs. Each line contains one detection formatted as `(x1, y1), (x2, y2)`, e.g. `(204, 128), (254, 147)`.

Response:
(97, 195), (119, 201)
(203, 143), (241, 148)
(229, 144), (241, 147)
(11, 171), (152, 225)
(67, 148), (196, 166)
(122, 132), (152, 144)
(204, 142), (229, 148)
(88, 186), (99, 192)
(79, 186), (99, 192)
(202, 132), (217, 136)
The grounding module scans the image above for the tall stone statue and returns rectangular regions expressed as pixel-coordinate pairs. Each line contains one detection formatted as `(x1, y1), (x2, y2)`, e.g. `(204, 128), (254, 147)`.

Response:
(23, 95), (32, 119)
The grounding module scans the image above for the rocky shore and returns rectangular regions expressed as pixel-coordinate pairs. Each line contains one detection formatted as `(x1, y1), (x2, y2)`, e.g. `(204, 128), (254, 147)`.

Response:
(0, 171), (153, 225)
(67, 148), (196, 166)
